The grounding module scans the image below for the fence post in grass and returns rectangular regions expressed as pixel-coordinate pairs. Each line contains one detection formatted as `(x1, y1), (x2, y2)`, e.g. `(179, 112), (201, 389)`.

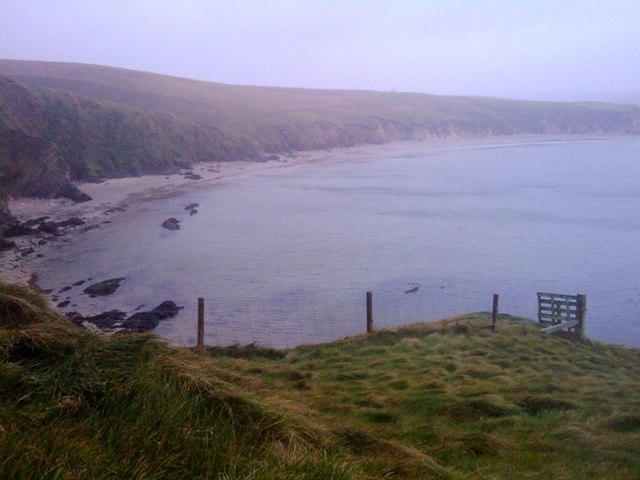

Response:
(576, 294), (587, 340)
(491, 293), (499, 331)
(366, 291), (373, 334)
(197, 297), (205, 354)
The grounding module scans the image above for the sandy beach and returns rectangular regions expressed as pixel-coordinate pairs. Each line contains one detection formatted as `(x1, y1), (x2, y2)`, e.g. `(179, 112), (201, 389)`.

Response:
(0, 158), (285, 286)
(0, 144), (379, 287)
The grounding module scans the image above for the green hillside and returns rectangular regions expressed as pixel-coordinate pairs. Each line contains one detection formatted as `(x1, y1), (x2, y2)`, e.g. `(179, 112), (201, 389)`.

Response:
(0, 77), (254, 198)
(2, 60), (640, 154)
(2, 282), (639, 479)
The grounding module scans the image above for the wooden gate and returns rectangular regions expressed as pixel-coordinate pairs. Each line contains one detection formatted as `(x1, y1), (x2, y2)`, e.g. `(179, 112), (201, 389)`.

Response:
(537, 292), (586, 338)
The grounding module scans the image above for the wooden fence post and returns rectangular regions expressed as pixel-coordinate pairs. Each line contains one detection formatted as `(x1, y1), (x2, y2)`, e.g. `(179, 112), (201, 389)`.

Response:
(197, 297), (205, 354)
(576, 294), (587, 339)
(491, 293), (499, 331)
(366, 291), (373, 334)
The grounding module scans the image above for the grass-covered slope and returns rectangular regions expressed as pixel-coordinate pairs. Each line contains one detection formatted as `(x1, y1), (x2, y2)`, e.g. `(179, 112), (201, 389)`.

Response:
(0, 282), (356, 479)
(2, 60), (640, 155)
(0, 76), (256, 201)
(2, 282), (640, 479)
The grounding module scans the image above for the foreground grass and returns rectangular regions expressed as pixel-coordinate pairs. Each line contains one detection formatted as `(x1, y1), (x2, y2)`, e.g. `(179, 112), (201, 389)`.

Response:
(208, 317), (640, 479)
(2, 282), (639, 479)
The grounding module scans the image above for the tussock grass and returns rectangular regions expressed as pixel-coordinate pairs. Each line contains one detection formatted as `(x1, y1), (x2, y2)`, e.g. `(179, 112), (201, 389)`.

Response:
(222, 314), (640, 479)
(0, 283), (360, 479)
(2, 285), (640, 479)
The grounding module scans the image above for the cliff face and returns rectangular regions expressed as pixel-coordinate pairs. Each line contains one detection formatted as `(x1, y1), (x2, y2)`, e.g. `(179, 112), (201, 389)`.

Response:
(0, 77), (256, 205)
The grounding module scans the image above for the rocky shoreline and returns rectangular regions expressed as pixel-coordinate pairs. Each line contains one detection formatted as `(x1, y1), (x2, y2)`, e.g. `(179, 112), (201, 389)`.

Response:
(0, 158), (296, 334)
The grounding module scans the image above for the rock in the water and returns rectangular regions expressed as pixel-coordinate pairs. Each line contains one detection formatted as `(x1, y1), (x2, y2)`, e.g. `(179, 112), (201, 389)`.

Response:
(23, 216), (50, 228)
(3, 222), (35, 237)
(38, 221), (59, 234)
(161, 217), (181, 230)
(189, 209), (198, 216)
(184, 203), (199, 211)
(0, 237), (16, 251)
(20, 248), (34, 257)
(183, 173), (202, 180)
(82, 277), (126, 297)
(57, 300), (71, 308)
(72, 280), (86, 286)
(87, 310), (127, 328)
(122, 312), (160, 332)
(66, 309), (127, 328)
(122, 301), (182, 332)
(59, 286), (72, 293)
(151, 301), (181, 320)
(55, 217), (85, 228)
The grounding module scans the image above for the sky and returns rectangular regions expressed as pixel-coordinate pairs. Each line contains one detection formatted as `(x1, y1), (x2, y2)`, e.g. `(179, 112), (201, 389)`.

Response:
(1, 0), (639, 102)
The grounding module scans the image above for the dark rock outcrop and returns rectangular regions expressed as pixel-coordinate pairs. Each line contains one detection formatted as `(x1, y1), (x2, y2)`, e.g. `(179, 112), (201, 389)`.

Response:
(87, 310), (127, 328)
(38, 221), (59, 235)
(23, 216), (50, 227)
(0, 237), (16, 251)
(10, 146), (93, 203)
(161, 217), (180, 230)
(55, 217), (85, 228)
(122, 301), (181, 332)
(3, 222), (35, 237)
(183, 173), (202, 180)
(151, 300), (181, 319)
(82, 277), (126, 297)
(66, 309), (126, 328)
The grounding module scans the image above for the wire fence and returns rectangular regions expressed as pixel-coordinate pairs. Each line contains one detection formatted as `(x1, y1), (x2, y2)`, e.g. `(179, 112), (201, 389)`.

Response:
(160, 284), (553, 349)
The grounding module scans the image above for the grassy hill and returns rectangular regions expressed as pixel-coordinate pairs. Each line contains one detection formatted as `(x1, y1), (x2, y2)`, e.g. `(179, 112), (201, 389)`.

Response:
(3, 60), (640, 154)
(2, 282), (639, 479)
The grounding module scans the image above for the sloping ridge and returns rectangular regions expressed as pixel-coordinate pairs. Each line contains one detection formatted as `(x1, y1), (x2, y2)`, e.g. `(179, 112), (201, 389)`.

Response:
(3, 59), (640, 154)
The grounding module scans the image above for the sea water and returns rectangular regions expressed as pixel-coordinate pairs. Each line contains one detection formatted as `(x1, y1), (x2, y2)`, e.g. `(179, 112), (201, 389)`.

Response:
(30, 137), (640, 347)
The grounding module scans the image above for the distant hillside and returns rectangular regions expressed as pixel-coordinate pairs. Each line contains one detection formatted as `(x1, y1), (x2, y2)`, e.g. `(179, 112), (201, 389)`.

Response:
(2, 60), (640, 154)
(1, 59), (640, 231)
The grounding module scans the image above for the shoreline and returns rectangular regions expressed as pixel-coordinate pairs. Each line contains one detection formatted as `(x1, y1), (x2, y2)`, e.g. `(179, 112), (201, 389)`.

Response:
(1, 133), (631, 291)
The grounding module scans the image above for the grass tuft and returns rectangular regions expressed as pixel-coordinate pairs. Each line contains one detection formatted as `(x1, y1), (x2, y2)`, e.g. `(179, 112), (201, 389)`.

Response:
(603, 414), (640, 432)
(519, 395), (579, 414)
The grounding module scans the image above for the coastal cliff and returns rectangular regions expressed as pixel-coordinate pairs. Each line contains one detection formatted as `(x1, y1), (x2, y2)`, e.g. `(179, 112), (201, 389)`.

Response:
(0, 77), (255, 198)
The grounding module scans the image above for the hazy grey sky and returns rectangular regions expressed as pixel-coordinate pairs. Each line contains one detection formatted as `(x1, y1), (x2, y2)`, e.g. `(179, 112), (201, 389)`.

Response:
(1, 0), (639, 101)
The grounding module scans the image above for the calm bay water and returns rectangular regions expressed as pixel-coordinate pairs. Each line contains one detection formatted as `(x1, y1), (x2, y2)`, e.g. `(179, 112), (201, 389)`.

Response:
(33, 138), (640, 347)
